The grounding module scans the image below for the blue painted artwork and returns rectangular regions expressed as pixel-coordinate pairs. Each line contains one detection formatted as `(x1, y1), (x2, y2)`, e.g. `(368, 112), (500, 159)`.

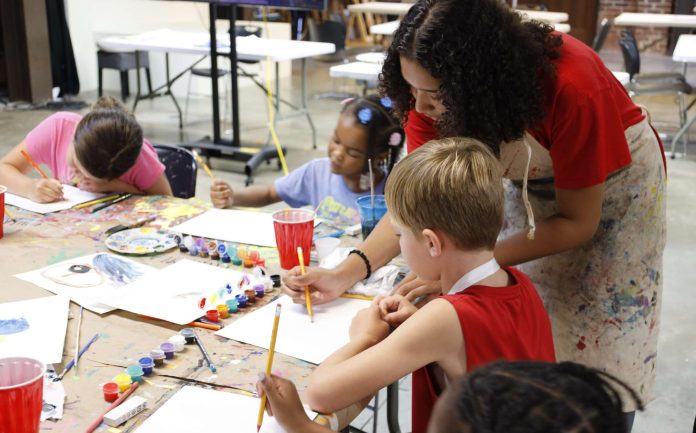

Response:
(0, 317), (30, 335)
(93, 254), (143, 286)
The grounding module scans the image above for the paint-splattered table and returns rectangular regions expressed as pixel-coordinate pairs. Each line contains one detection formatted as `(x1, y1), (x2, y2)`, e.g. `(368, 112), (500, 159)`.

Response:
(0, 195), (333, 433)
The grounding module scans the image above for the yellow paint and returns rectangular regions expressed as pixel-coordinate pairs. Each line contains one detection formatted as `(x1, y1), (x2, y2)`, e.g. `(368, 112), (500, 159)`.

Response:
(165, 363), (179, 370)
(135, 247), (147, 253)
(90, 224), (102, 232)
(107, 428), (122, 433)
(140, 228), (154, 233)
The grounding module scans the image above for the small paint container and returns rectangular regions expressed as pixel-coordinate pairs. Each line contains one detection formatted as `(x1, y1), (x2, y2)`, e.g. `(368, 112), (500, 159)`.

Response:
(237, 246), (248, 260)
(216, 304), (230, 319)
(253, 284), (265, 298)
(243, 258), (254, 268)
(168, 335), (186, 352)
(221, 253), (231, 263)
(160, 342), (175, 359)
(211, 251), (220, 261)
(231, 256), (241, 266)
(205, 309), (220, 322)
(102, 382), (119, 402)
(179, 243), (189, 253)
(189, 246), (199, 256)
(235, 294), (248, 308)
(225, 298), (239, 314)
(114, 373), (132, 393)
(138, 356), (154, 376)
(150, 349), (166, 367)
(199, 246), (209, 258)
(255, 258), (266, 267)
(249, 250), (260, 261)
(126, 364), (144, 383)
(180, 328), (196, 344)
(270, 274), (281, 288)
(244, 288), (256, 304)
(217, 242), (227, 256)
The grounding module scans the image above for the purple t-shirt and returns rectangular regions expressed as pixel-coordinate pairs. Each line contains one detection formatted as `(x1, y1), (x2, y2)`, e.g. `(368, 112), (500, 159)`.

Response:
(274, 158), (385, 223)
(24, 112), (164, 191)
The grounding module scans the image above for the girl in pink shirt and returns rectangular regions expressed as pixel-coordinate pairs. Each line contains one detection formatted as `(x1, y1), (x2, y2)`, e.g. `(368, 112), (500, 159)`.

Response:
(0, 97), (172, 203)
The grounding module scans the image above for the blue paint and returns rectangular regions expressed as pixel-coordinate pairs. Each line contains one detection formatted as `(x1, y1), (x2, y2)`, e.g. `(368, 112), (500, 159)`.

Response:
(0, 317), (30, 335)
(93, 253), (143, 285)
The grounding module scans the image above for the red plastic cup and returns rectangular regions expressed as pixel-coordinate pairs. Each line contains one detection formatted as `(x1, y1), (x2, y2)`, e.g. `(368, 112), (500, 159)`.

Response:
(272, 209), (314, 270)
(0, 185), (6, 240)
(0, 357), (46, 433)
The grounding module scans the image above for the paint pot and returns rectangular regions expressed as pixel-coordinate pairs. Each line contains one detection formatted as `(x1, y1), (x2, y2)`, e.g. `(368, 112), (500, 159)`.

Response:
(138, 357), (154, 376)
(168, 335), (185, 352)
(256, 258), (266, 267)
(102, 381), (119, 402)
(270, 274), (281, 288)
(178, 243), (189, 253)
(180, 328), (196, 344)
(189, 246), (199, 256)
(216, 304), (230, 319)
(244, 288), (256, 304)
(254, 284), (265, 298)
(225, 299), (239, 314)
(126, 365), (144, 383)
(249, 250), (260, 262)
(243, 258), (254, 268)
(210, 251), (220, 261)
(205, 309), (220, 323)
(160, 342), (175, 360)
(235, 294), (248, 308)
(150, 349), (166, 367)
(221, 253), (231, 263)
(237, 246), (248, 260)
(114, 373), (132, 393)
(232, 256), (242, 266)
(199, 245), (209, 258)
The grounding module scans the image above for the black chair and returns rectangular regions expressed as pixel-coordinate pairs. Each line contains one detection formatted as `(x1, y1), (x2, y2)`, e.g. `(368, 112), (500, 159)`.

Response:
(592, 18), (613, 52)
(97, 50), (152, 102)
(619, 30), (687, 84)
(153, 144), (198, 199)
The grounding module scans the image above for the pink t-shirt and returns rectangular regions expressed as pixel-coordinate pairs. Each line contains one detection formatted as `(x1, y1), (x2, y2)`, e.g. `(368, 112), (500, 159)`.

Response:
(24, 112), (165, 191)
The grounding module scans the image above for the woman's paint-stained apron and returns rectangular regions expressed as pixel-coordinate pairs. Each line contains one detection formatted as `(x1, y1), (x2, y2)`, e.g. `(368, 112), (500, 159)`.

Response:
(498, 115), (666, 410)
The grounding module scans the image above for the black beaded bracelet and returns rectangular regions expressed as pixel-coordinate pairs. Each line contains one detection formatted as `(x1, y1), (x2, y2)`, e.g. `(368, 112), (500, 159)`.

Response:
(349, 249), (372, 280)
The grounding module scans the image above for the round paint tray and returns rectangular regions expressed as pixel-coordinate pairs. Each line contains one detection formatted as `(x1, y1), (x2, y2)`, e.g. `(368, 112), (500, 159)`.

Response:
(105, 227), (179, 255)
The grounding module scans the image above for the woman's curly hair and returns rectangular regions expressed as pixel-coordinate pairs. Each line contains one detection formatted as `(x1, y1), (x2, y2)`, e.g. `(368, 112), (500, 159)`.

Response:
(379, 0), (562, 153)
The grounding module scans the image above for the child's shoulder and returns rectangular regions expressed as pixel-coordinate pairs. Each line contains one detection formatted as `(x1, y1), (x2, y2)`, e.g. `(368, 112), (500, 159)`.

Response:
(42, 111), (82, 126)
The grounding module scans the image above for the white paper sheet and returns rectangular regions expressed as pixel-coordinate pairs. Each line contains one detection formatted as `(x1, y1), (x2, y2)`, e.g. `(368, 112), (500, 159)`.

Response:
(5, 185), (105, 214)
(0, 295), (70, 364)
(99, 260), (243, 325)
(170, 208), (277, 247)
(15, 253), (157, 314)
(134, 386), (316, 433)
(216, 295), (370, 365)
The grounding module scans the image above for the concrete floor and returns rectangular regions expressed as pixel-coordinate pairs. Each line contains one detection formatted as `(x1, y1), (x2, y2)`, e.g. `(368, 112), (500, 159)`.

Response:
(1, 49), (694, 432)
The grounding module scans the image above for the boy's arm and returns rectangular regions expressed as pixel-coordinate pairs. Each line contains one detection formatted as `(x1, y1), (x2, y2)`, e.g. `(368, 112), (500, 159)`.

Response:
(307, 299), (463, 414)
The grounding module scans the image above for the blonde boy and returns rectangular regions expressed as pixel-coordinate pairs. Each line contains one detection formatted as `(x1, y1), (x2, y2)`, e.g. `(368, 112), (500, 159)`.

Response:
(307, 138), (555, 433)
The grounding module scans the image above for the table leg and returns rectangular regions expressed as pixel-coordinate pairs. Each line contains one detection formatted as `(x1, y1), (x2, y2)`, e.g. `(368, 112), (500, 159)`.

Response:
(165, 53), (183, 129)
(302, 58), (317, 149)
(386, 381), (401, 433)
(132, 50), (142, 113)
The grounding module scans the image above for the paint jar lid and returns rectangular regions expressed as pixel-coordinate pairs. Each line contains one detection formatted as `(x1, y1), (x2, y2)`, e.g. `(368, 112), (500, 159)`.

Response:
(114, 372), (132, 384)
(253, 283), (264, 291)
(150, 349), (165, 359)
(103, 382), (119, 393)
(270, 275), (281, 287)
(216, 304), (229, 312)
(180, 328), (195, 338)
(225, 298), (239, 307)
(169, 335), (185, 344)
(126, 365), (144, 376)
(138, 357), (154, 366)
(160, 342), (174, 352)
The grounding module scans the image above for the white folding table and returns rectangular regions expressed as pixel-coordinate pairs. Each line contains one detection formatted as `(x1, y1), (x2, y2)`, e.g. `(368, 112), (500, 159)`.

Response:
(614, 12), (696, 28)
(670, 34), (696, 157)
(369, 19), (569, 36)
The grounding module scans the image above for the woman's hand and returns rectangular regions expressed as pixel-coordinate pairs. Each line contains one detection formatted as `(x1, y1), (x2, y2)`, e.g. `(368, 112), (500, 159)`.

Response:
(392, 271), (442, 303)
(376, 294), (418, 328)
(30, 179), (63, 203)
(349, 302), (390, 345)
(256, 373), (314, 433)
(210, 179), (233, 208)
(282, 266), (352, 305)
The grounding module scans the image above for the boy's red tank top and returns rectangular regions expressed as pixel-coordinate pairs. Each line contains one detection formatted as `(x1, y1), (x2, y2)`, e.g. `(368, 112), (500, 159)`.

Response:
(411, 267), (555, 433)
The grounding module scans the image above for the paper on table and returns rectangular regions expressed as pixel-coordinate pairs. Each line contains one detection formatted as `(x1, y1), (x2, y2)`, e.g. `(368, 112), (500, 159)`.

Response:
(171, 208), (277, 247)
(15, 253), (157, 314)
(134, 386), (316, 433)
(0, 295), (70, 364)
(217, 295), (370, 365)
(5, 185), (105, 214)
(100, 259), (243, 325)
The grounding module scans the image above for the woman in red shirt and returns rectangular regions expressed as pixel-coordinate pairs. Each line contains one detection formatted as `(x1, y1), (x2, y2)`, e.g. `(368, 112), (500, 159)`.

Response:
(284, 0), (665, 427)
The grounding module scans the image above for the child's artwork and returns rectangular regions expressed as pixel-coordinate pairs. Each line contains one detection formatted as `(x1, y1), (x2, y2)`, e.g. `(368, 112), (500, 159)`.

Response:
(99, 260), (243, 325)
(216, 295), (370, 365)
(134, 385), (316, 433)
(0, 295), (70, 364)
(5, 185), (105, 214)
(15, 253), (157, 314)
(170, 209), (277, 247)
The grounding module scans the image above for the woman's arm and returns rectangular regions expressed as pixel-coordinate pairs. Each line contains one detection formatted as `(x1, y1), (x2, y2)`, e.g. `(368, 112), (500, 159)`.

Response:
(307, 300), (462, 413)
(0, 140), (64, 202)
(495, 183), (604, 266)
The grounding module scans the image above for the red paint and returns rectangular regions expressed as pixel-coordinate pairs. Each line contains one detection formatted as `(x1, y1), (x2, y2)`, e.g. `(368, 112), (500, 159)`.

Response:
(576, 336), (586, 350)
(103, 382), (119, 402)
(205, 309), (220, 322)
(199, 297), (206, 310)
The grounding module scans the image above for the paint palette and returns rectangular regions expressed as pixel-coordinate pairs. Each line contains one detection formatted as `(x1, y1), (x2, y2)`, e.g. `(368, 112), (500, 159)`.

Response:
(105, 227), (179, 255)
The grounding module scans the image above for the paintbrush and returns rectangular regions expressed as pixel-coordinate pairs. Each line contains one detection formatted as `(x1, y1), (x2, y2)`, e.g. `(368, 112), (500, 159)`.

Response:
(193, 330), (217, 373)
(91, 193), (132, 213)
(105, 215), (157, 236)
(56, 333), (99, 381)
(193, 151), (215, 179)
(4, 206), (16, 223)
(297, 246), (313, 323)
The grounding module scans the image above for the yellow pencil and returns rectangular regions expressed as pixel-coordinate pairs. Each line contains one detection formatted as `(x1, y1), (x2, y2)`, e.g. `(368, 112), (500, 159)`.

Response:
(193, 151), (215, 180)
(340, 293), (374, 301)
(72, 194), (122, 210)
(297, 246), (313, 323)
(257, 303), (282, 431)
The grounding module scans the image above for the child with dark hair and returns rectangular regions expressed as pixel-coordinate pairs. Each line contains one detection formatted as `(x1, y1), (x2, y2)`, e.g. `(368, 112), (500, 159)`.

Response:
(0, 96), (172, 202)
(209, 95), (404, 223)
(255, 360), (639, 433)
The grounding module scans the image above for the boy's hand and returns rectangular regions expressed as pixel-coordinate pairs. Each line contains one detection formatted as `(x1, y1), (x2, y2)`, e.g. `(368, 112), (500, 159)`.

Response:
(210, 179), (233, 208)
(392, 271), (442, 303)
(30, 179), (64, 203)
(349, 303), (389, 345)
(376, 294), (418, 328)
(256, 373), (313, 433)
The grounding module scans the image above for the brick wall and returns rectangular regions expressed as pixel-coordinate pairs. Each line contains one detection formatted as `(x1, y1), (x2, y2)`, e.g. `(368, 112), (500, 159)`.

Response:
(599, 0), (674, 53)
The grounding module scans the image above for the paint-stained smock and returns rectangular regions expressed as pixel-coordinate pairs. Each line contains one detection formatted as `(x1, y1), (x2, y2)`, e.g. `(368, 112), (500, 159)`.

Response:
(404, 33), (666, 410)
